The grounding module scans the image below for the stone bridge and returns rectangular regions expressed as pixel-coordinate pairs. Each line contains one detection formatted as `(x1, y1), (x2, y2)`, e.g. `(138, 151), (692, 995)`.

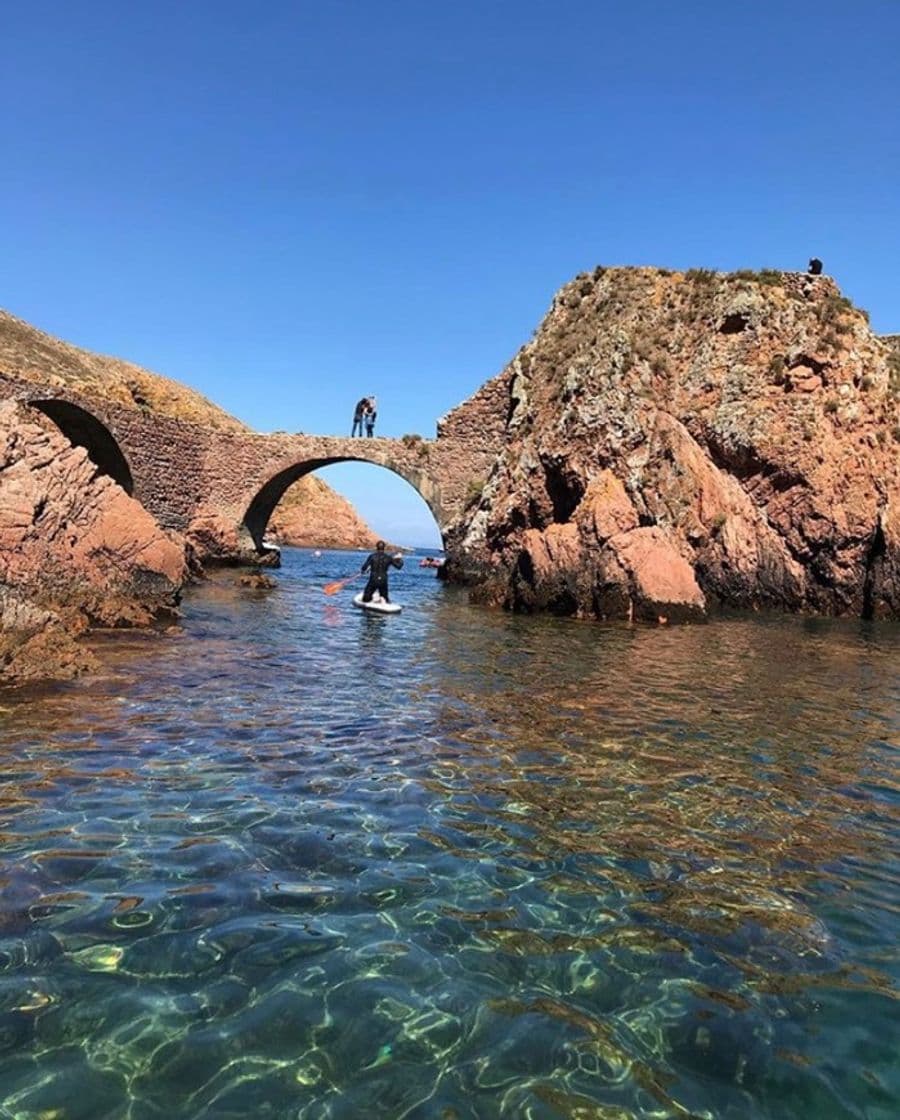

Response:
(1, 370), (510, 553)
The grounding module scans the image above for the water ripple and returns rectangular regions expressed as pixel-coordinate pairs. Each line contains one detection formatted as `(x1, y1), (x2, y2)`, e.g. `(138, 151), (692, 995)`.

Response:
(0, 549), (898, 1119)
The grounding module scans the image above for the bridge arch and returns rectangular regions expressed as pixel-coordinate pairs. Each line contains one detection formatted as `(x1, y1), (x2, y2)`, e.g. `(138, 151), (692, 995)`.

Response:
(29, 399), (134, 494)
(240, 454), (443, 549)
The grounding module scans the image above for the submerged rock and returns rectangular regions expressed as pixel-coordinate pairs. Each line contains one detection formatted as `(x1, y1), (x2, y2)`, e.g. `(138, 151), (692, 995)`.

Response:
(238, 572), (277, 590)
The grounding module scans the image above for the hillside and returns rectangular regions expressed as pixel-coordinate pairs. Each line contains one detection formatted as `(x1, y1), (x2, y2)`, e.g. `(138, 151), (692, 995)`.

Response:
(0, 308), (376, 546)
(269, 474), (377, 549)
(0, 309), (245, 431)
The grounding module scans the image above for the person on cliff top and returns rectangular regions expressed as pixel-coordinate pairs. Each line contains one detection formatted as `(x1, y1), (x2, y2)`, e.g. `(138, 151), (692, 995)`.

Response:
(351, 397), (368, 437)
(361, 539), (403, 603)
(365, 396), (377, 437)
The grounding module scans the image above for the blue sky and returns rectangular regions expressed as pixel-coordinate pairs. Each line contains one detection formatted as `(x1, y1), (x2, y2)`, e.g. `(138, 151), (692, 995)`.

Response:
(4, 1), (899, 547)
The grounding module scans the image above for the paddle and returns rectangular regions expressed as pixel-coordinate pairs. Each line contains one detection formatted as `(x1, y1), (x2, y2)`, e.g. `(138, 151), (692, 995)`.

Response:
(323, 573), (361, 596)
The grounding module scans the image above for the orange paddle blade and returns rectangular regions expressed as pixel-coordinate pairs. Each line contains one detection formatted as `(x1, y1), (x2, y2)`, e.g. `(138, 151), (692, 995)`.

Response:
(323, 576), (356, 595)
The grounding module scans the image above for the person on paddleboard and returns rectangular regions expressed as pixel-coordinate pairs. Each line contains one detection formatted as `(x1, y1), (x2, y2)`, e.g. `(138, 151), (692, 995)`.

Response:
(361, 540), (403, 603)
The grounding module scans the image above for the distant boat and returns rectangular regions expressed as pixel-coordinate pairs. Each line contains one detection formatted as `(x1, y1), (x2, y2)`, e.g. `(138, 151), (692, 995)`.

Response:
(419, 556), (445, 569)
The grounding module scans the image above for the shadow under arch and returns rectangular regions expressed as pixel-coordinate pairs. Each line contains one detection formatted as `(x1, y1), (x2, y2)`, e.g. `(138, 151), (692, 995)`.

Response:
(242, 456), (441, 549)
(29, 399), (134, 495)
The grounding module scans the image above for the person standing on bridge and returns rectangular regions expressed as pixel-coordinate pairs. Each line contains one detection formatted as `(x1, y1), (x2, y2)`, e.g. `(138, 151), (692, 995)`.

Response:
(351, 396), (369, 437)
(364, 396), (377, 437)
(361, 540), (403, 603)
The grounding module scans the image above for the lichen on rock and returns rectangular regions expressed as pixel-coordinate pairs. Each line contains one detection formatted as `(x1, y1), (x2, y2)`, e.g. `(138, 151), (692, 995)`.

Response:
(443, 267), (900, 622)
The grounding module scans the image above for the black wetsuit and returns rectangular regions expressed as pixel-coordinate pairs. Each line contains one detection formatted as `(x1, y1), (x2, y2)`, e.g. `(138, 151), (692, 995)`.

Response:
(361, 549), (402, 602)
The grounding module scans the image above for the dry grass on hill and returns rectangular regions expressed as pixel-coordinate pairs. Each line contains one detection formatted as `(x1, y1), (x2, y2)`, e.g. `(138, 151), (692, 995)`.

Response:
(0, 309), (246, 432)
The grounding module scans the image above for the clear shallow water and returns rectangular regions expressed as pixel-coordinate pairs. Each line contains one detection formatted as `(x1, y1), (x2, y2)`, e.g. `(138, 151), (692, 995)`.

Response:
(0, 548), (898, 1120)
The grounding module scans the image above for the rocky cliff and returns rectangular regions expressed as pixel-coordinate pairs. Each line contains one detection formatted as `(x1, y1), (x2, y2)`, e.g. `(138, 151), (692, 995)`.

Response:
(0, 401), (186, 685)
(0, 309), (245, 431)
(444, 268), (899, 621)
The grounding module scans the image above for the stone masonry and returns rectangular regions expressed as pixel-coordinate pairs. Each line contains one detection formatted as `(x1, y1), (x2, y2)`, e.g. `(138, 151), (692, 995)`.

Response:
(0, 370), (506, 550)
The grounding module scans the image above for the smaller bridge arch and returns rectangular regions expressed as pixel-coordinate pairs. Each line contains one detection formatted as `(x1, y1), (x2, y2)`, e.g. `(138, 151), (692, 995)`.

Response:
(239, 445), (443, 549)
(29, 398), (135, 494)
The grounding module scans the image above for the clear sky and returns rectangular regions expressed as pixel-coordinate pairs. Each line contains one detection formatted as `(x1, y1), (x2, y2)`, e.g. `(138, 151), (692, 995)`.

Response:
(4, 1), (899, 547)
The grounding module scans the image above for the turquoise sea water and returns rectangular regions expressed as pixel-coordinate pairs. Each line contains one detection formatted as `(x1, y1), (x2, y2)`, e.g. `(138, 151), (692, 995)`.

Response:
(0, 548), (898, 1119)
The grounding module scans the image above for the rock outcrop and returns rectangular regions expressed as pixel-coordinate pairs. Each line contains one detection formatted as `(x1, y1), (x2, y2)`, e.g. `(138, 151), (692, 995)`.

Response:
(185, 482), (378, 565)
(268, 475), (377, 549)
(444, 268), (899, 621)
(0, 587), (95, 685)
(0, 401), (186, 686)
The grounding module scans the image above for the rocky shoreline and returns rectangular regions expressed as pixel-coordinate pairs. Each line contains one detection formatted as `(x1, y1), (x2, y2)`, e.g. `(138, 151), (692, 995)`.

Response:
(3, 268), (898, 687)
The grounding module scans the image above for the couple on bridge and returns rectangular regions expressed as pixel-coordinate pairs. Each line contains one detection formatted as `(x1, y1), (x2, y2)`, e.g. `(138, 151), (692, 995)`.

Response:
(351, 396), (377, 437)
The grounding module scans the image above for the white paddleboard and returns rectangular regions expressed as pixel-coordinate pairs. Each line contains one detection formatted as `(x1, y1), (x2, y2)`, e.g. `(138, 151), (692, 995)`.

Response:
(353, 592), (402, 614)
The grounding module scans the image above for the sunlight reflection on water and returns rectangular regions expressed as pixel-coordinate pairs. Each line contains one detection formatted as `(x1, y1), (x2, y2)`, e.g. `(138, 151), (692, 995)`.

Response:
(0, 549), (898, 1119)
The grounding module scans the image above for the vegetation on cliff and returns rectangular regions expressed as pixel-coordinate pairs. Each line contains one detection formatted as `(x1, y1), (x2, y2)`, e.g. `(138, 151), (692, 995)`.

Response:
(0, 309), (244, 431)
(450, 267), (899, 621)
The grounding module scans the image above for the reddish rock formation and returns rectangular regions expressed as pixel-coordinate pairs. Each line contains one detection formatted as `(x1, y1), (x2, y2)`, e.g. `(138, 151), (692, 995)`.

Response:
(0, 401), (186, 686)
(268, 474), (377, 549)
(0, 587), (95, 684)
(185, 487), (378, 564)
(184, 506), (269, 567)
(446, 268), (899, 621)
